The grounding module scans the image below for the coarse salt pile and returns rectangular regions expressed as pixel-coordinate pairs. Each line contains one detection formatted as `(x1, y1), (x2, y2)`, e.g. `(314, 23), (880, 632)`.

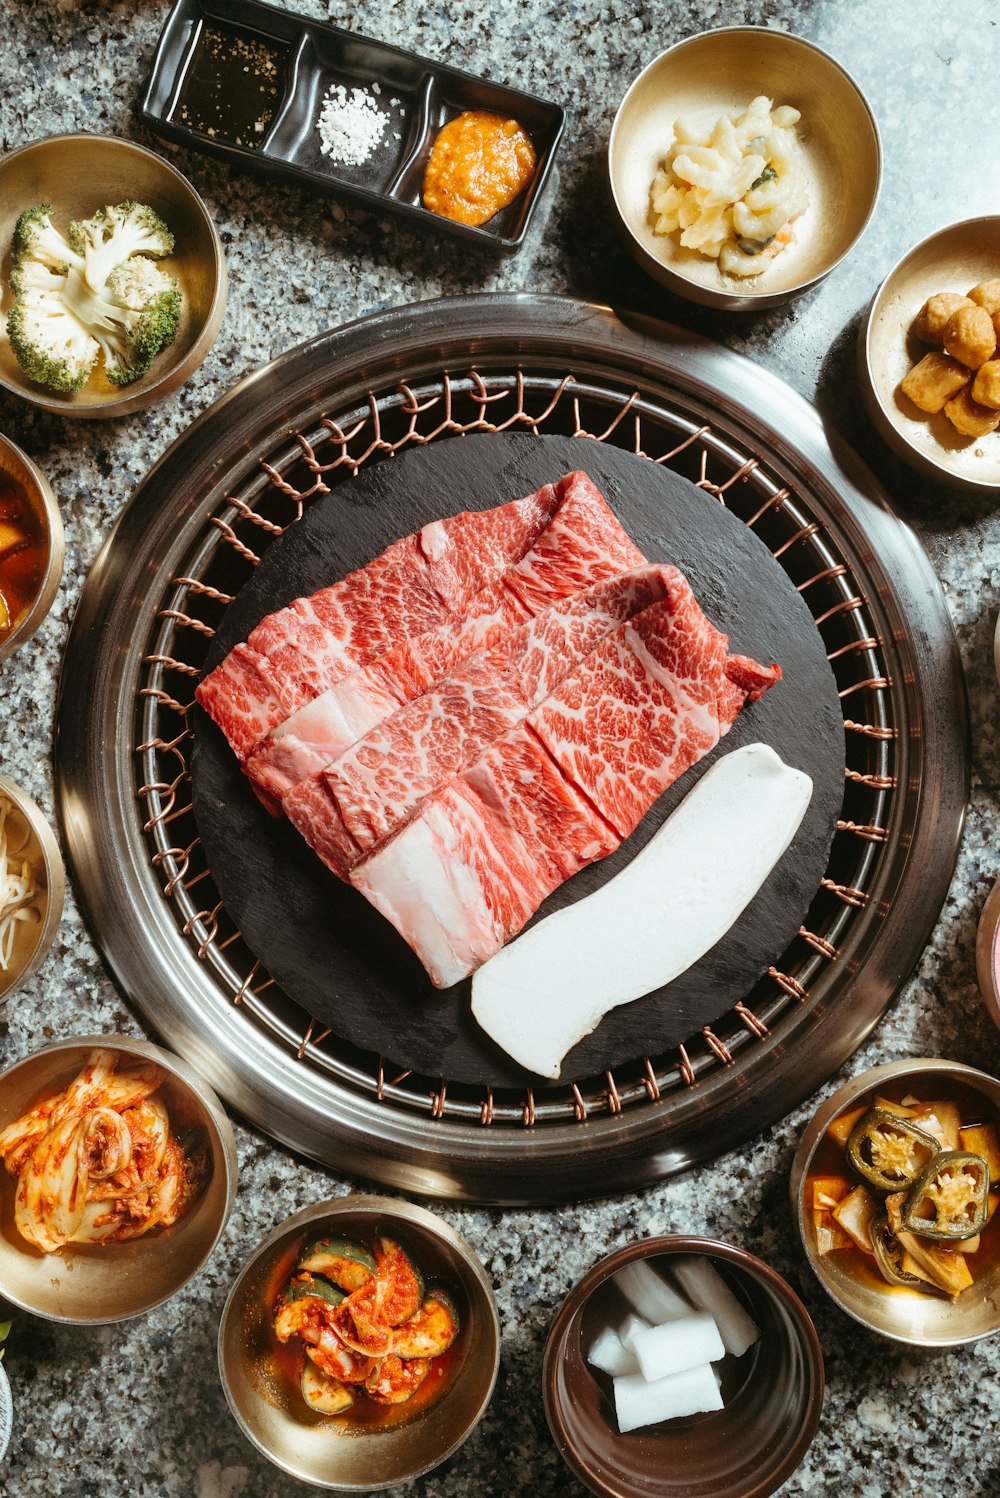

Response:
(316, 82), (397, 166)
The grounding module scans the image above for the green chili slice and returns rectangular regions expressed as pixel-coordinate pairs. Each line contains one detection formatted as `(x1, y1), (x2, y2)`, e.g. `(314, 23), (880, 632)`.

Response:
(846, 1108), (940, 1191)
(870, 1214), (929, 1290)
(901, 1150), (990, 1241)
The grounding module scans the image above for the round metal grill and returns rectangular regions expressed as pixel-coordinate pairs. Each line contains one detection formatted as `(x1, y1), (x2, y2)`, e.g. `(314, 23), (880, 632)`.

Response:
(57, 296), (966, 1201)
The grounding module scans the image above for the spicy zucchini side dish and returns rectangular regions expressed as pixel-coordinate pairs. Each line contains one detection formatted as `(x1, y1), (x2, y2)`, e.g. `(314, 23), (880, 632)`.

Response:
(273, 1233), (460, 1415)
(810, 1091), (1000, 1297)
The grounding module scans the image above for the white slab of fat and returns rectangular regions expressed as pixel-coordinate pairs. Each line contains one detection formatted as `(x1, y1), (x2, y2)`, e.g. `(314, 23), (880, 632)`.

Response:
(671, 1256), (761, 1359)
(614, 1260), (691, 1325)
(470, 743), (813, 1078)
(614, 1362), (723, 1432)
(630, 1312), (725, 1383)
(587, 1327), (639, 1377)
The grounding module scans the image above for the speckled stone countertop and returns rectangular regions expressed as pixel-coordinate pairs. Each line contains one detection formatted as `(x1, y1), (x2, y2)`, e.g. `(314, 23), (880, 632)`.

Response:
(2, 2), (1000, 1495)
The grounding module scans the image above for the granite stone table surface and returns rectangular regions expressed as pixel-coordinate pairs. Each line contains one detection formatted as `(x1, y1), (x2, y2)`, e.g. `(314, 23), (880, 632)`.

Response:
(1, 1), (999, 1494)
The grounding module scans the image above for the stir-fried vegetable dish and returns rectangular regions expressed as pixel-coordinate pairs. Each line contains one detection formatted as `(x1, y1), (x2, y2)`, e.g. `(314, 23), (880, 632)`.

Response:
(809, 1089), (1000, 1297)
(273, 1232), (461, 1418)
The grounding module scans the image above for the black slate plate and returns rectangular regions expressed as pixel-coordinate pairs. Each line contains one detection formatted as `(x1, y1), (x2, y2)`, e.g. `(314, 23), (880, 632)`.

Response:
(138, 0), (564, 254)
(191, 433), (845, 1086)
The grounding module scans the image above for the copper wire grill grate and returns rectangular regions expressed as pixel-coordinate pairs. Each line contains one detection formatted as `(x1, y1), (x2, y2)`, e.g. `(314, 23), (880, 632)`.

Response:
(135, 368), (894, 1127)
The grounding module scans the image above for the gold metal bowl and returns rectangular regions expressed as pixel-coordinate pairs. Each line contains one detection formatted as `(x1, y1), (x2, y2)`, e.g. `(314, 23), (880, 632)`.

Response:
(543, 1236), (823, 1498)
(0, 134), (227, 418)
(791, 1058), (1000, 1346)
(0, 773), (64, 1004)
(0, 433), (64, 661)
(609, 27), (881, 311)
(0, 1035), (237, 1321)
(218, 1195), (500, 1490)
(862, 217), (1000, 492)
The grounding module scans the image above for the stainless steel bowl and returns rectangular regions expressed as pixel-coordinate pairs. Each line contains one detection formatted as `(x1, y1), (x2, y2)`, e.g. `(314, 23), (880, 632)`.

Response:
(218, 1194), (499, 1490)
(609, 27), (881, 311)
(0, 773), (64, 1005)
(791, 1058), (1000, 1346)
(543, 1236), (823, 1498)
(0, 134), (227, 418)
(0, 434), (63, 661)
(0, 1035), (237, 1322)
(861, 216), (1000, 493)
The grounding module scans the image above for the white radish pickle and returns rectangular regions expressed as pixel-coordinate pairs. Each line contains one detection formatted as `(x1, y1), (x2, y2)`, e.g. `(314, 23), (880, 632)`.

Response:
(615, 1260), (691, 1325)
(629, 1312), (726, 1383)
(470, 744), (813, 1078)
(614, 1362), (723, 1432)
(671, 1257), (761, 1359)
(587, 1327), (639, 1377)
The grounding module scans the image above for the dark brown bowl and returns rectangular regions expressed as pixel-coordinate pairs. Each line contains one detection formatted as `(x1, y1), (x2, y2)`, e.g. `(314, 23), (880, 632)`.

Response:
(543, 1236), (823, 1498)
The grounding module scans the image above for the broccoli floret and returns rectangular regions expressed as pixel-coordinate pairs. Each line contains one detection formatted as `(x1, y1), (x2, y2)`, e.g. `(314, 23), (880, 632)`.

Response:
(68, 201), (175, 295)
(5, 201), (180, 394)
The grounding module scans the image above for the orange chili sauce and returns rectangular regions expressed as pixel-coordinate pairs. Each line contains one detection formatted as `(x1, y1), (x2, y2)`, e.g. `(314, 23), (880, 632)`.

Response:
(264, 1237), (465, 1430)
(806, 1076), (1000, 1294)
(422, 110), (536, 227)
(0, 469), (46, 638)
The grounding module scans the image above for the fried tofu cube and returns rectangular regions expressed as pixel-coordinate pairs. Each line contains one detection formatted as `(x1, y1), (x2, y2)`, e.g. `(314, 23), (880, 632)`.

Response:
(972, 361), (1000, 411)
(944, 304), (997, 369)
(967, 279), (1000, 317)
(900, 352), (970, 413)
(914, 291), (973, 346)
(944, 386), (1000, 437)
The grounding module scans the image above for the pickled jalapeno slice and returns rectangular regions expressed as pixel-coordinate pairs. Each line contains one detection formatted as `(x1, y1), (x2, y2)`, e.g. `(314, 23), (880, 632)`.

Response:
(870, 1214), (929, 1291)
(846, 1108), (940, 1191)
(901, 1150), (990, 1241)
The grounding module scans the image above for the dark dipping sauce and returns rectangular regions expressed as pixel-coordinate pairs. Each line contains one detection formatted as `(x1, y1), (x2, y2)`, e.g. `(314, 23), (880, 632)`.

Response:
(175, 25), (285, 148)
(0, 471), (46, 639)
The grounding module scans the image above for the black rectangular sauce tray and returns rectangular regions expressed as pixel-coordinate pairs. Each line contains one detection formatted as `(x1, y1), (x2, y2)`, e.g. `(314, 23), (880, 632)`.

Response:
(138, 0), (565, 252)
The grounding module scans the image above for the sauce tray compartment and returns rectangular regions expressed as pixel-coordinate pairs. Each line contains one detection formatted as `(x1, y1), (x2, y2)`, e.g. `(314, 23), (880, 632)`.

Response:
(138, 0), (565, 252)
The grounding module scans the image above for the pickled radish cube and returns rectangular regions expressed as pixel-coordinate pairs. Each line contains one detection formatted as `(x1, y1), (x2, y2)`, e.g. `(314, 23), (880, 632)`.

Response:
(671, 1257), (761, 1359)
(588, 1327), (639, 1377)
(618, 1312), (651, 1355)
(614, 1362), (723, 1432)
(630, 1313), (725, 1383)
(614, 1260), (691, 1325)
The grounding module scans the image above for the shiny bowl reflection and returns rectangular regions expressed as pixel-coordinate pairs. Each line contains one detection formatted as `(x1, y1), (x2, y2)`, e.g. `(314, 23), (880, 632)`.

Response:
(791, 1058), (1000, 1346)
(218, 1194), (500, 1491)
(609, 26), (881, 311)
(543, 1235), (823, 1498)
(0, 1035), (237, 1322)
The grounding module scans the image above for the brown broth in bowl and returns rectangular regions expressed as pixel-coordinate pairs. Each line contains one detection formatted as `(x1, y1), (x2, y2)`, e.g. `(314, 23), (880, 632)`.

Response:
(0, 470), (46, 639)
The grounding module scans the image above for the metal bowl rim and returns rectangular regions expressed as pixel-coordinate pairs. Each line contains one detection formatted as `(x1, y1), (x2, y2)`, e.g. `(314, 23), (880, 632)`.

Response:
(0, 1031), (239, 1324)
(0, 434), (65, 661)
(790, 1055), (1000, 1347)
(608, 25), (883, 311)
(217, 1192), (501, 1491)
(0, 131), (228, 419)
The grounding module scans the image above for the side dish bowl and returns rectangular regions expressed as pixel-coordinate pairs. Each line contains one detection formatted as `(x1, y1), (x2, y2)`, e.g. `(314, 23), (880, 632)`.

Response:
(218, 1194), (499, 1490)
(0, 1035), (237, 1321)
(0, 773), (64, 1004)
(609, 27), (881, 311)
(543, 1236), (823, 1498)
(0, 134), (227, 418)
(862, 216), (1000, 493)
(0, 434), (64, 661)
(791, 1058), (1000, 1346)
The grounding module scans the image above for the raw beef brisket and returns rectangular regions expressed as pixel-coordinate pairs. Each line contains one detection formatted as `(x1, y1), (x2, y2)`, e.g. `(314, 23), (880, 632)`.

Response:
(351, 576), (781, 987)
(283, 567), (679, 878)
(198, 472), (645, 763)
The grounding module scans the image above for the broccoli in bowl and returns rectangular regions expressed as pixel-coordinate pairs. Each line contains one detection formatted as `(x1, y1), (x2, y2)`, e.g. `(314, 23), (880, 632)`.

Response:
(6, 201), (181, 393)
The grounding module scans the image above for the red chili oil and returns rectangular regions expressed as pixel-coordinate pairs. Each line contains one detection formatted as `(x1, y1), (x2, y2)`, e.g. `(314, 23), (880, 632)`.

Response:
(806, 1076), (1000, 1294)
(0, 470), (46, 639)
